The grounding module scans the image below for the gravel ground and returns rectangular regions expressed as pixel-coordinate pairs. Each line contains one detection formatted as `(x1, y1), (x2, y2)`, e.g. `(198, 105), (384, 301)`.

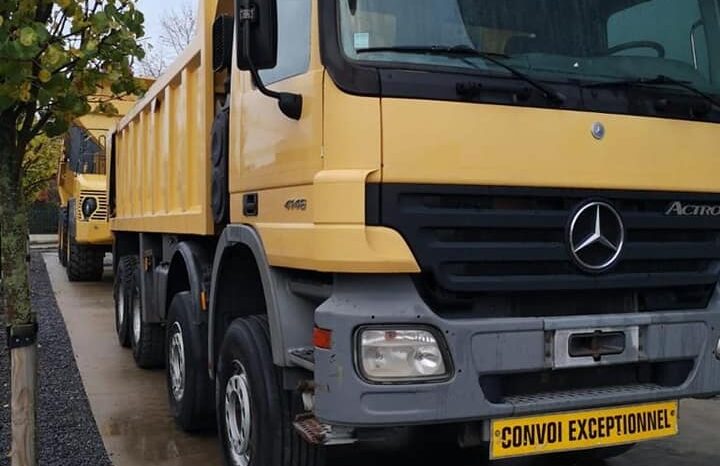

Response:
(0, 254), (111, 466)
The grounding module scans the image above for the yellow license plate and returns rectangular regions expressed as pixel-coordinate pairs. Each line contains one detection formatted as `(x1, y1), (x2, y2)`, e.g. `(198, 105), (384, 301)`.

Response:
(490, 400), (678, 459)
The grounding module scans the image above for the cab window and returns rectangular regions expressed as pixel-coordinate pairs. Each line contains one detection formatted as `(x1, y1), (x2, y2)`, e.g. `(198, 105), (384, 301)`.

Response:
(259, 0), (311, 84)
(608, 0), (710, 79)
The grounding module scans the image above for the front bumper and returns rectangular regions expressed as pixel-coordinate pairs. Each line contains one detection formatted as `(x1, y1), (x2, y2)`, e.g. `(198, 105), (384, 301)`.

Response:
(75, 219), (112, 246)
(314, 275), (720, 426)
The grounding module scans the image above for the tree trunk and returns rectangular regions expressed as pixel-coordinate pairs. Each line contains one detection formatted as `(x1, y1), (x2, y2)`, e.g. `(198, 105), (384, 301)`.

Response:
(0, 132), (38, 466)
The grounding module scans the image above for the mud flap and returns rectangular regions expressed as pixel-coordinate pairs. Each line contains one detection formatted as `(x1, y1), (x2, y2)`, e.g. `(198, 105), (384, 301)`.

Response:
(211, 103), (231, 226)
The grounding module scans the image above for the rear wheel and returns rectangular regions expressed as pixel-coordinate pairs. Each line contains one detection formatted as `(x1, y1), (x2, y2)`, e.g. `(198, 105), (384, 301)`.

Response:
(216, 315), (324, 466)
(166, 292), (214, 431)
(114, 256), (134, 348)
(128, 256), (165, 368)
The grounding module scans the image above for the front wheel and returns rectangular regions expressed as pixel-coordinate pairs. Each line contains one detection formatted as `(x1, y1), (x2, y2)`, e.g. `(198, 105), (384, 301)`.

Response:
(216, 315), (324, 466)
(65, 199), (104, 282)
(66, 238), (104, 282)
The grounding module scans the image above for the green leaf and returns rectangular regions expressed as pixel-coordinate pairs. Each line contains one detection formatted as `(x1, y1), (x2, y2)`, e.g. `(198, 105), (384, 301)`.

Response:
(18, 27), (37, 47)
(92, 11), (109, 30)
(0, 0), (146, 160)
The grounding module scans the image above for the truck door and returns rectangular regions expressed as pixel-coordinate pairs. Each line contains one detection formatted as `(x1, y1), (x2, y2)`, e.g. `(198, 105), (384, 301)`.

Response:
(233, 0), (323, 198)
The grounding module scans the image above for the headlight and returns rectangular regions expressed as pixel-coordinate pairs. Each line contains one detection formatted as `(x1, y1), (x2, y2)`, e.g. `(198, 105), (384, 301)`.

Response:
(82, 197), (98, 219)
(358, 328), (450, 382)
(716, 337), (720, 361)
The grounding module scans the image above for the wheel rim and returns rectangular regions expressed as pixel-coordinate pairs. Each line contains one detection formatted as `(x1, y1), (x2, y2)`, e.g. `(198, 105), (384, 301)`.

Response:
(225, 362), (252, 466)
(132, 292), (141, 344)
(168, 323), (186, 401)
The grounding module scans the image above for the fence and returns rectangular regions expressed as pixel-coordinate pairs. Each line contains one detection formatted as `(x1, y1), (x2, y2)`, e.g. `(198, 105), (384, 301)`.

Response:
(29, 202), (59, 235)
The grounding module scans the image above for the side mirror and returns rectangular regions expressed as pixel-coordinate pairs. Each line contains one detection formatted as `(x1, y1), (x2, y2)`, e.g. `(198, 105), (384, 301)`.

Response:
(236, 0), (277, 71)
(213, 15), (235, 72)
(235, 0), (303, 120)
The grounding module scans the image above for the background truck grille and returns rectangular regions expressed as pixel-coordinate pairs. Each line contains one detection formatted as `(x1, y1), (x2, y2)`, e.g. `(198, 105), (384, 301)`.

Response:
(367, 185), (720, 315)
(78, 190), (109, 222)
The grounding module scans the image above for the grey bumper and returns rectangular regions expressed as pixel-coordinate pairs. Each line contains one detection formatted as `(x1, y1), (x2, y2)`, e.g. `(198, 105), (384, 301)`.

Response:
(314, 275), (720, 427)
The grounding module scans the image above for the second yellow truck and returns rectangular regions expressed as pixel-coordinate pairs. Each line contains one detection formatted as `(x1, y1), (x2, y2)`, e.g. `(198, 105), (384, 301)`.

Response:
(109, 1), (720, 464)
(57, 94), (139, 281)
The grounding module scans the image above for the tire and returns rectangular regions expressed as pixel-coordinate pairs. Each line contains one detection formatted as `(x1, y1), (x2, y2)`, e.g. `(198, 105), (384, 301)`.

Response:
(128, 256), (165, 369)
(66, 238), (104, 282)
(58, 207), (69, 267)
(114, 256), (133, 348)
(66, 200), (104, 282)
(166, 292), (214, 431)
(216, 315), (324, 466)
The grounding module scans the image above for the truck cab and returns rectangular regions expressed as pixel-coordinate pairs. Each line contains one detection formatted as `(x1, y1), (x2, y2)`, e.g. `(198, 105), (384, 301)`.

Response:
(57, 120), (113, 281)
(109, 0), (720, 463)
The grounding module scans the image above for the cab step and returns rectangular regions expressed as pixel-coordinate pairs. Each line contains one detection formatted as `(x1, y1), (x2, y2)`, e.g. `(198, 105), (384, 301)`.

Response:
(293, 413), (357, 446)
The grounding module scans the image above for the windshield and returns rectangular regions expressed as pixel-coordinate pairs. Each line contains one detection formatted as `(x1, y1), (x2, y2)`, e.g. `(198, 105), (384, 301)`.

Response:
(338, 0), (720, 95)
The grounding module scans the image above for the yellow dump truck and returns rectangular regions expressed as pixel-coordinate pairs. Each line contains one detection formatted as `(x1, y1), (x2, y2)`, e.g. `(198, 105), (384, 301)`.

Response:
(57, 94), (140, 281)
(109, 1), (720, 464)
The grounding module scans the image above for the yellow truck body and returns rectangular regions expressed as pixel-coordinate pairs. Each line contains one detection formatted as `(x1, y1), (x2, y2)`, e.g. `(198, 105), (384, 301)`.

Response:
(61, 173), (110, 244)
(111, 9), (223, 236)
(109, 0), (720, 463)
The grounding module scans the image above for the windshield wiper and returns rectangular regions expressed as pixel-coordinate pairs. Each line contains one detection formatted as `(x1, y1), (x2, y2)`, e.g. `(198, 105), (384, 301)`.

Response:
(583, 74), (720, 110)
(356, 45), (566, 104)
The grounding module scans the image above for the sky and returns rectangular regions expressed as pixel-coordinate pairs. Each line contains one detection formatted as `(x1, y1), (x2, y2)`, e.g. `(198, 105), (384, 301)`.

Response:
(135, 0), (199, 42)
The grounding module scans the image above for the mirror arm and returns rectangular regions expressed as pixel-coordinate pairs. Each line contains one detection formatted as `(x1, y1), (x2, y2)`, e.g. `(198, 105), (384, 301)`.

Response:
(241, 15), (303, 120)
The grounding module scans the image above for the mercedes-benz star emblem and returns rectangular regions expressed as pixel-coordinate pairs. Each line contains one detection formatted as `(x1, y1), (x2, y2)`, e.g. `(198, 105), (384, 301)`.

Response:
(591, 122), (605, 140)
(569, 201), (624, 272)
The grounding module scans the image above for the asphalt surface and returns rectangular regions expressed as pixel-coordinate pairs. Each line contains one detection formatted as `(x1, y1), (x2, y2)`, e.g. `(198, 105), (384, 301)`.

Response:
(6, 252), (719, 466)
(0, 254), (111, 466)
(43, 253), (220, 466)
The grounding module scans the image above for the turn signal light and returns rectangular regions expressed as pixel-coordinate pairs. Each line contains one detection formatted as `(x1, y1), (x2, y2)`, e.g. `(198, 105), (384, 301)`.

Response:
(313, 327), (332, 349)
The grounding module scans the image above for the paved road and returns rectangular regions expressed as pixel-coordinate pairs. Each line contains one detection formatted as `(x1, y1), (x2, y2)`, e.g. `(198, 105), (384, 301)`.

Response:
(45, 253), (221, 466)
(44, 253), (720, 466)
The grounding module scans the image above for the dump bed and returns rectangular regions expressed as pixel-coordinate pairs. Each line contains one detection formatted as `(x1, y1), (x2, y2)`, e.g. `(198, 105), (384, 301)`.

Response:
(110, 2), (227, 236)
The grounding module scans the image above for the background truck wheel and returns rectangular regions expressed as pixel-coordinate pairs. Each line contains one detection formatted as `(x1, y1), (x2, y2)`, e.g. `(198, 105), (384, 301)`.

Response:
(58, 206), (68, 267)
(128, 256), (165, 368)
(217, 315), (324, 466)
(66, 238), (104, 282)
(66, 200), (104, 282)
(114, 256), (134, 348)
(166, 292), (214, 431)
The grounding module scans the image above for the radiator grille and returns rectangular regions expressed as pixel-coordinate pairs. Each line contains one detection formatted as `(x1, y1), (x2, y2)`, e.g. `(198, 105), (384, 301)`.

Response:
(78, 190), (109, 222)
(367, 185), (720, 315)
